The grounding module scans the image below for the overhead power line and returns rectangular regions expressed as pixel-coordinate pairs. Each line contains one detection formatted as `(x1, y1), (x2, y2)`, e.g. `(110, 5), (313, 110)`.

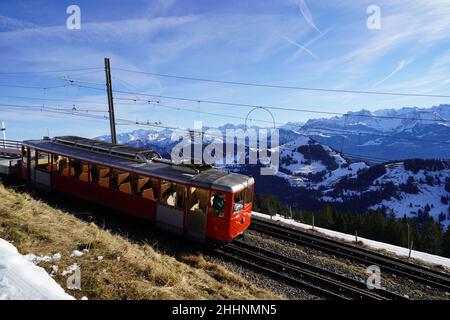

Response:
(107, 87), (450, 124)
(0, 103), (108, 113)
(117, 99), (450, 145)
(0, 67), (103, 75)
(5, 80), (448, 147)
(0, 102), (396, 164)
(116, 100), (283, 126)
(112, 67), (450, 99)
(0, 94), (107, 105)
(0, 83), (71, 90)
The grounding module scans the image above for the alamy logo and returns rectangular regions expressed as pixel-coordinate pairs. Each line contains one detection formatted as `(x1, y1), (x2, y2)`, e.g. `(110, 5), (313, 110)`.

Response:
(66, 5), (81, 30)
(366, 265), (384, 290)
(66, 266), (81, 290)
(170, 121), (280, 175)
(366, 5), (381, 30)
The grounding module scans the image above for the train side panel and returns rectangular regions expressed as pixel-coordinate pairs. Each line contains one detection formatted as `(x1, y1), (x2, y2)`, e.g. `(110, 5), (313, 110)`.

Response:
(52, 173), (157, 221)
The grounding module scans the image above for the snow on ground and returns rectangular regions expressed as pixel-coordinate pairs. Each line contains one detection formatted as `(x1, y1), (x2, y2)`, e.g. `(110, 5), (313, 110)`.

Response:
(0, 238), (74, 300)
(316, 162), (368, 189)
(369, 165), (450, 227)
(70, 250), (84, 257)
(252, 212), (450, 269)
(24, 252), (61, 264)
(370, 183), (450, 228)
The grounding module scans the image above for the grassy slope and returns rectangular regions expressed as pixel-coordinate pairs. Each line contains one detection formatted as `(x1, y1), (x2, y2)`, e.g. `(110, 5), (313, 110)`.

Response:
(0, 183), (281, 300)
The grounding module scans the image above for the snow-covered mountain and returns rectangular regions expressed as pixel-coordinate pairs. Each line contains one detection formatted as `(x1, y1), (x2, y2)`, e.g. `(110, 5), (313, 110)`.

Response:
(94, 105), (450, 227)
(292, 105), (450, 161)
(320, 159), (450, 227)
(275, 135), (368, 188)
(230, 133), (450, 227)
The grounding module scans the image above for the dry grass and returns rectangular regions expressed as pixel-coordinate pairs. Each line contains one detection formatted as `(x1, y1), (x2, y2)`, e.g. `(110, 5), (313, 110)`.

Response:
(0, 183), (281, 300)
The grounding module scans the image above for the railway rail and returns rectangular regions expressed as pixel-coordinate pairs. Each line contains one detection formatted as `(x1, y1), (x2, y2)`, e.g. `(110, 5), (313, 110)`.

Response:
(250, 217), (450, 292)
(218, 240), (407, 300)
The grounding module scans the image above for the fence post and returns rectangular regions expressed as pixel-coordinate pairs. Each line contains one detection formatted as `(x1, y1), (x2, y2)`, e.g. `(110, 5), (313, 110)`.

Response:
(408, 240), (413, 259)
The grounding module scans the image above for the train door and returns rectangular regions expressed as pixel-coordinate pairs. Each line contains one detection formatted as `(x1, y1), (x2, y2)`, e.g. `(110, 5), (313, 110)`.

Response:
(186, 187), (209, 240)
(156, 180), (186, 235)
(29, 148), (36, 184)
(32, 150), (52, 191)
(19, 146), (29, 180)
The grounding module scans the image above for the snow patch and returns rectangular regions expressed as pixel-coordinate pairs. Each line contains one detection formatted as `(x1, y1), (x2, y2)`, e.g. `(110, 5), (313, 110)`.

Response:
(70, 250), (84, 258)
(0, 238), (74, 300)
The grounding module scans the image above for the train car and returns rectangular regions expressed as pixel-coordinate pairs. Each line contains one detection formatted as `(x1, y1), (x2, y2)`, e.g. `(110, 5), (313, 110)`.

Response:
(18, 136), (254, 242)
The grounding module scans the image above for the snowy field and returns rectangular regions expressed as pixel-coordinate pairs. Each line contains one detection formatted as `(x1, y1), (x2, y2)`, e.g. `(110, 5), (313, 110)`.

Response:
(252, 212), (450, 269)
(0, 238), (74, 300)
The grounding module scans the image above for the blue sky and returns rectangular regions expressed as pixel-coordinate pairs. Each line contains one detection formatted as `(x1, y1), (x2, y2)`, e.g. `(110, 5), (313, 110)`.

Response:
(1, 0), (450, 140)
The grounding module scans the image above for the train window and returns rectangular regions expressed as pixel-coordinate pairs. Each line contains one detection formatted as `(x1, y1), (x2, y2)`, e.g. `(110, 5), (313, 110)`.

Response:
(70, 159), (82, 178)
(29, 149), (36, 165)
(47, 154), (58, 172)
(57, 156), (73, 176)
(21, 147), (28, 164)
(71, 160), (89, 182)
(91, 164), (110, 188)
(189, 187), (209, 215)
(160, 180), (186, 209)
(111, 169), (132, 195)
(210, 192), (226, 218)
(233, 190), (245, 213)
(244, 185), (253, 207)
(36, 151), (50, 172)
(135, 175), (159, 200)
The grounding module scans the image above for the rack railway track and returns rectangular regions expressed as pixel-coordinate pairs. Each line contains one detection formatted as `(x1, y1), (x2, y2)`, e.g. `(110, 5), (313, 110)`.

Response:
(217, 240), (407, 300)
(250, 217), (450, 292)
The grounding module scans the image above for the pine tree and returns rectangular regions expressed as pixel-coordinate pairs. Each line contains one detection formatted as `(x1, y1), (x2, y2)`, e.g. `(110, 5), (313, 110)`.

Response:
(321, 204), (334, 228)
(442, 227), (450, 258)
(385, 210), (407, 246)
(420, 218), (443, 255)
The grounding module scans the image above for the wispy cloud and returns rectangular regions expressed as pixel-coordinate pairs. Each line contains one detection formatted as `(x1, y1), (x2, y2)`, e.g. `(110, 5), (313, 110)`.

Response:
(0, 15), (37, 31)
(371, 59), (412, 88)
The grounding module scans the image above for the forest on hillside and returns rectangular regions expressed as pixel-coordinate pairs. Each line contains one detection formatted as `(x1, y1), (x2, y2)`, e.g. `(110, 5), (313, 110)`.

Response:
(253, 195), (450, 258)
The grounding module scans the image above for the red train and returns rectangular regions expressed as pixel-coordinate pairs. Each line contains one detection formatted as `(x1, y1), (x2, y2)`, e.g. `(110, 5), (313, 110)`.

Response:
(19, 136), (254, 242)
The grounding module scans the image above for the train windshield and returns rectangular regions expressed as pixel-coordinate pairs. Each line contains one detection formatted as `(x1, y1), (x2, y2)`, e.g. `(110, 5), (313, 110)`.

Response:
(233, 190), (245, 213)
(245, 184), (254, 207)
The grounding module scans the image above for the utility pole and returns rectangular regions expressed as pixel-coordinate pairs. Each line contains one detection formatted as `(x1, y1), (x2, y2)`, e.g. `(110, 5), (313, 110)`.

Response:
(104, 57), (117, 145)
(1, 121), (6, 148)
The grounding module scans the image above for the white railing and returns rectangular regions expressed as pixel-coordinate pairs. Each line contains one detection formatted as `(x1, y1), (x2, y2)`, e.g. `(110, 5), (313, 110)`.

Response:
(0, 139), (22, 155)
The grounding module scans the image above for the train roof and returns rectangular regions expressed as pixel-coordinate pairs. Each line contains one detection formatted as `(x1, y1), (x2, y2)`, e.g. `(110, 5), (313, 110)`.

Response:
(22, 136), (254, 193)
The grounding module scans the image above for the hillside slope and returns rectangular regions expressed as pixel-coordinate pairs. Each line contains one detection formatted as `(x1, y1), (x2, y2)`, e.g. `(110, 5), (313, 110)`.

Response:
(0, 183), (279, 300)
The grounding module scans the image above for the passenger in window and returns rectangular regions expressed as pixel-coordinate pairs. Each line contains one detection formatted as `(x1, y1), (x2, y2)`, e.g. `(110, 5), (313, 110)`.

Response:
(190, 188), (200, 211)
(58, 157), (70, 176)
(211, 192), (225, 217)
(90, 164), (99, 183)
(176, 186), (185, 208)
(70, 159), (82, 178)
(189, 188), (208, 215)
(161, 182), (176, 206)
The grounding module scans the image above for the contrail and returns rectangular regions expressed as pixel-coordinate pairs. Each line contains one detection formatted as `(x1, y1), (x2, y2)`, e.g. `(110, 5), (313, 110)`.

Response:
(372, 60), (411, 88)
(295, 0), (323, 35)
